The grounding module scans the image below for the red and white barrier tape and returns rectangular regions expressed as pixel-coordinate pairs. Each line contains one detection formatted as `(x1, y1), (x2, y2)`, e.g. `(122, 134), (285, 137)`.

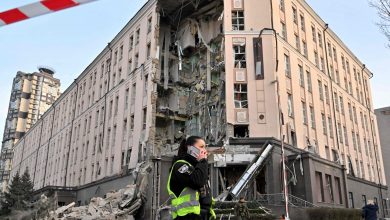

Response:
(0, 0), (98, 27)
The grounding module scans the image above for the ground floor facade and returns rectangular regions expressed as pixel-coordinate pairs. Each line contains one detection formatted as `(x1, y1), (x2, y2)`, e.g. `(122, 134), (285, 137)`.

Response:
(33, 137), (388, 219)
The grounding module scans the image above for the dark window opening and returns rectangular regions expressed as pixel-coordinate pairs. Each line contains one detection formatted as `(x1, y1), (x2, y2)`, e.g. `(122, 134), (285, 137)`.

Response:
(253, 38), (264, 80)
(348, 192), (354, 208)
(291, 130), (297, 147)
(316, 172), (325, 202)
(234, 125), (249, 138)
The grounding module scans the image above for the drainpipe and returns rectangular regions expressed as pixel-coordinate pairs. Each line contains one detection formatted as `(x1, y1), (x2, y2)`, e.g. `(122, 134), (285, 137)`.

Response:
(268, 0), (287, 218)
(63, 81), (79, 186)
(99, 43), (113, 172)
(361, 66), (385, 217)
(32, 121), (44, 184)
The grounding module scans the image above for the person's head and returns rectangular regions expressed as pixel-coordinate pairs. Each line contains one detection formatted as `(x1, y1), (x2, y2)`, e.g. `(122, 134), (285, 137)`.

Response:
(178, 136), (206, 156)
(239, 197), (246, 203)
(367, 199), (374, 205)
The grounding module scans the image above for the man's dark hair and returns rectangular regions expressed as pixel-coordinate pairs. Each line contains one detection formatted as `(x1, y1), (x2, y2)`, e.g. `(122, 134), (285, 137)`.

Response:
(178, 136), (203, 156)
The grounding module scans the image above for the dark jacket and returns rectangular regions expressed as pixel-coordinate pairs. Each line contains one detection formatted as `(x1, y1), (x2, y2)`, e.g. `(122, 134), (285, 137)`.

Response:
(170, 154), (212, 220)
(362, 204), (378, 220)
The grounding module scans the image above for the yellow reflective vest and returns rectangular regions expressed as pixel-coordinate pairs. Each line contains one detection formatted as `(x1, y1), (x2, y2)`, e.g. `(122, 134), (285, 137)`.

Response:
(167, 160), (216, 219)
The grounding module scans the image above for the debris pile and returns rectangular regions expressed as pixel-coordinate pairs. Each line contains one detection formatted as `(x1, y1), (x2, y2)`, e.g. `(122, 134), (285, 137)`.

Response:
(44, 162), (151, 220)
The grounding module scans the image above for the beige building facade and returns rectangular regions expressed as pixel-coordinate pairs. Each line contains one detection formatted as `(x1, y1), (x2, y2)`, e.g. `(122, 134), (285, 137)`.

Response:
(9, 0), (387, 218)
(0, 69), (61, 191)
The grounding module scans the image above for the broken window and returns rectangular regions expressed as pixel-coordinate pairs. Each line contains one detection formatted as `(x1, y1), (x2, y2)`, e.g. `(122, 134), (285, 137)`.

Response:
(129, 35), (134, 50)
(306, 70), (312, 92)
(290, 129), (297, 147)
(318, 80), (323, 100)
(135, 53), (139, 69)
(292, 7), (298, 24)
(119, 45), (123, 60)
(328, 116), (333, 138)
(126, 149), (132, 165)
(299, 65), (304, 87)
(253, 38), (264, 79)
(325, 174), (333, 202)
(332, 149), (340, 162)
(312, 26), (316, 42)
(334, 93), (339, 111)
(344, 126), (349, 146)
(318, 32), (323, 47)
(234, 84), (248, 108)
(130, 114), (134, 130)
(125, 88), (129, 110)
(233, 44), (246, 68)
(310, 106), (315, 128)
(279, 0), (285, 11)
(295, 34), (300, 53)
(321, 113), (327, 134)
(232, 11), (245, 30)
(234, 125), (249, 138)
(146, 43), (151, 59)
(131, 83), (136, 106)
(300, 14), (305, 31)
(114, 96), (119, 116)
(288, 94), (293, 117)
(144, 75), (148, 96)
(302, 102), (307, 124)
(340, 96), (344, 114)
(114, 50), (118, 64)
(302, 40), (307, 57)
(320, 57), (325, 72)
(135, 28), (140, 45)
(123, 119), (127, 142)
(348, 156), (355, 176)
(143, 108), (147, 129)
(356, 159), (360, 177)
(284, 54), (291, 77)
(147, 17), (152, 33)
(281, 22), (287, 40)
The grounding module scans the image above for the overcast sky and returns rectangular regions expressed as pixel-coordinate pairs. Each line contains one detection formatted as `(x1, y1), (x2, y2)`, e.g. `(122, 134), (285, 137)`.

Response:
(0, 0), (389, 140)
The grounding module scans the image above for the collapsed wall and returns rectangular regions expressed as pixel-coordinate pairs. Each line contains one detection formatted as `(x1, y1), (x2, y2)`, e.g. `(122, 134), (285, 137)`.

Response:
(155, 0), (226, 157)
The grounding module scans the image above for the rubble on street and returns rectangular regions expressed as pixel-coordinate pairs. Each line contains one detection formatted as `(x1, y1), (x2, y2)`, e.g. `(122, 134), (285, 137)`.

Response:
(37, 162), (151, 220)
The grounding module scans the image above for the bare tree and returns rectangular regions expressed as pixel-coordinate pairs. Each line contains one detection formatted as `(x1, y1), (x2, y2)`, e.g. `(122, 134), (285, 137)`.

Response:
(371, 0), (390, 47)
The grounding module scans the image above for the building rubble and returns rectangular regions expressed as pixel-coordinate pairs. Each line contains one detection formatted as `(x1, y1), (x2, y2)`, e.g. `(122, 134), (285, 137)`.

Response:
(36, 162), (152, 220)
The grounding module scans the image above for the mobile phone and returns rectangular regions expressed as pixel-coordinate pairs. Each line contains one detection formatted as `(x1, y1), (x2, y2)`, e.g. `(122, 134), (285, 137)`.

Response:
(187, 145), (200, 159)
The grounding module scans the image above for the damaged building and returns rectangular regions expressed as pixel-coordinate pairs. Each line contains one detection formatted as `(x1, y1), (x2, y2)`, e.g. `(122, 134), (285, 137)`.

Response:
(9, 0), (388, 219)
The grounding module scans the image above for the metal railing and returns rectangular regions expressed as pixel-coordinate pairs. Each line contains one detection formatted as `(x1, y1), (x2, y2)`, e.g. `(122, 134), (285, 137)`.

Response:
(257, 193), (318, 208)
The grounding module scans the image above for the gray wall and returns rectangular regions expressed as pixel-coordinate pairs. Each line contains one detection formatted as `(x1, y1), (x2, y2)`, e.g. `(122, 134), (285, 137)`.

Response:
(288, 153), (347, 208)
(76, 175), (134, 205)
(347, 176), (387, 216)
(376, 107), (390, 201)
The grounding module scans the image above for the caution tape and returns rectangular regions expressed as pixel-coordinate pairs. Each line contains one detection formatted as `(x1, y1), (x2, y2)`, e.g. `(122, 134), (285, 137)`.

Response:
(0, 0), (98, 27)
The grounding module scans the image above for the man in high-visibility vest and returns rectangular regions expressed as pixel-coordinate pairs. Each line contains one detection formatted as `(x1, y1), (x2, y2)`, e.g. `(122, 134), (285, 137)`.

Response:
(167, 136), (216, 220)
